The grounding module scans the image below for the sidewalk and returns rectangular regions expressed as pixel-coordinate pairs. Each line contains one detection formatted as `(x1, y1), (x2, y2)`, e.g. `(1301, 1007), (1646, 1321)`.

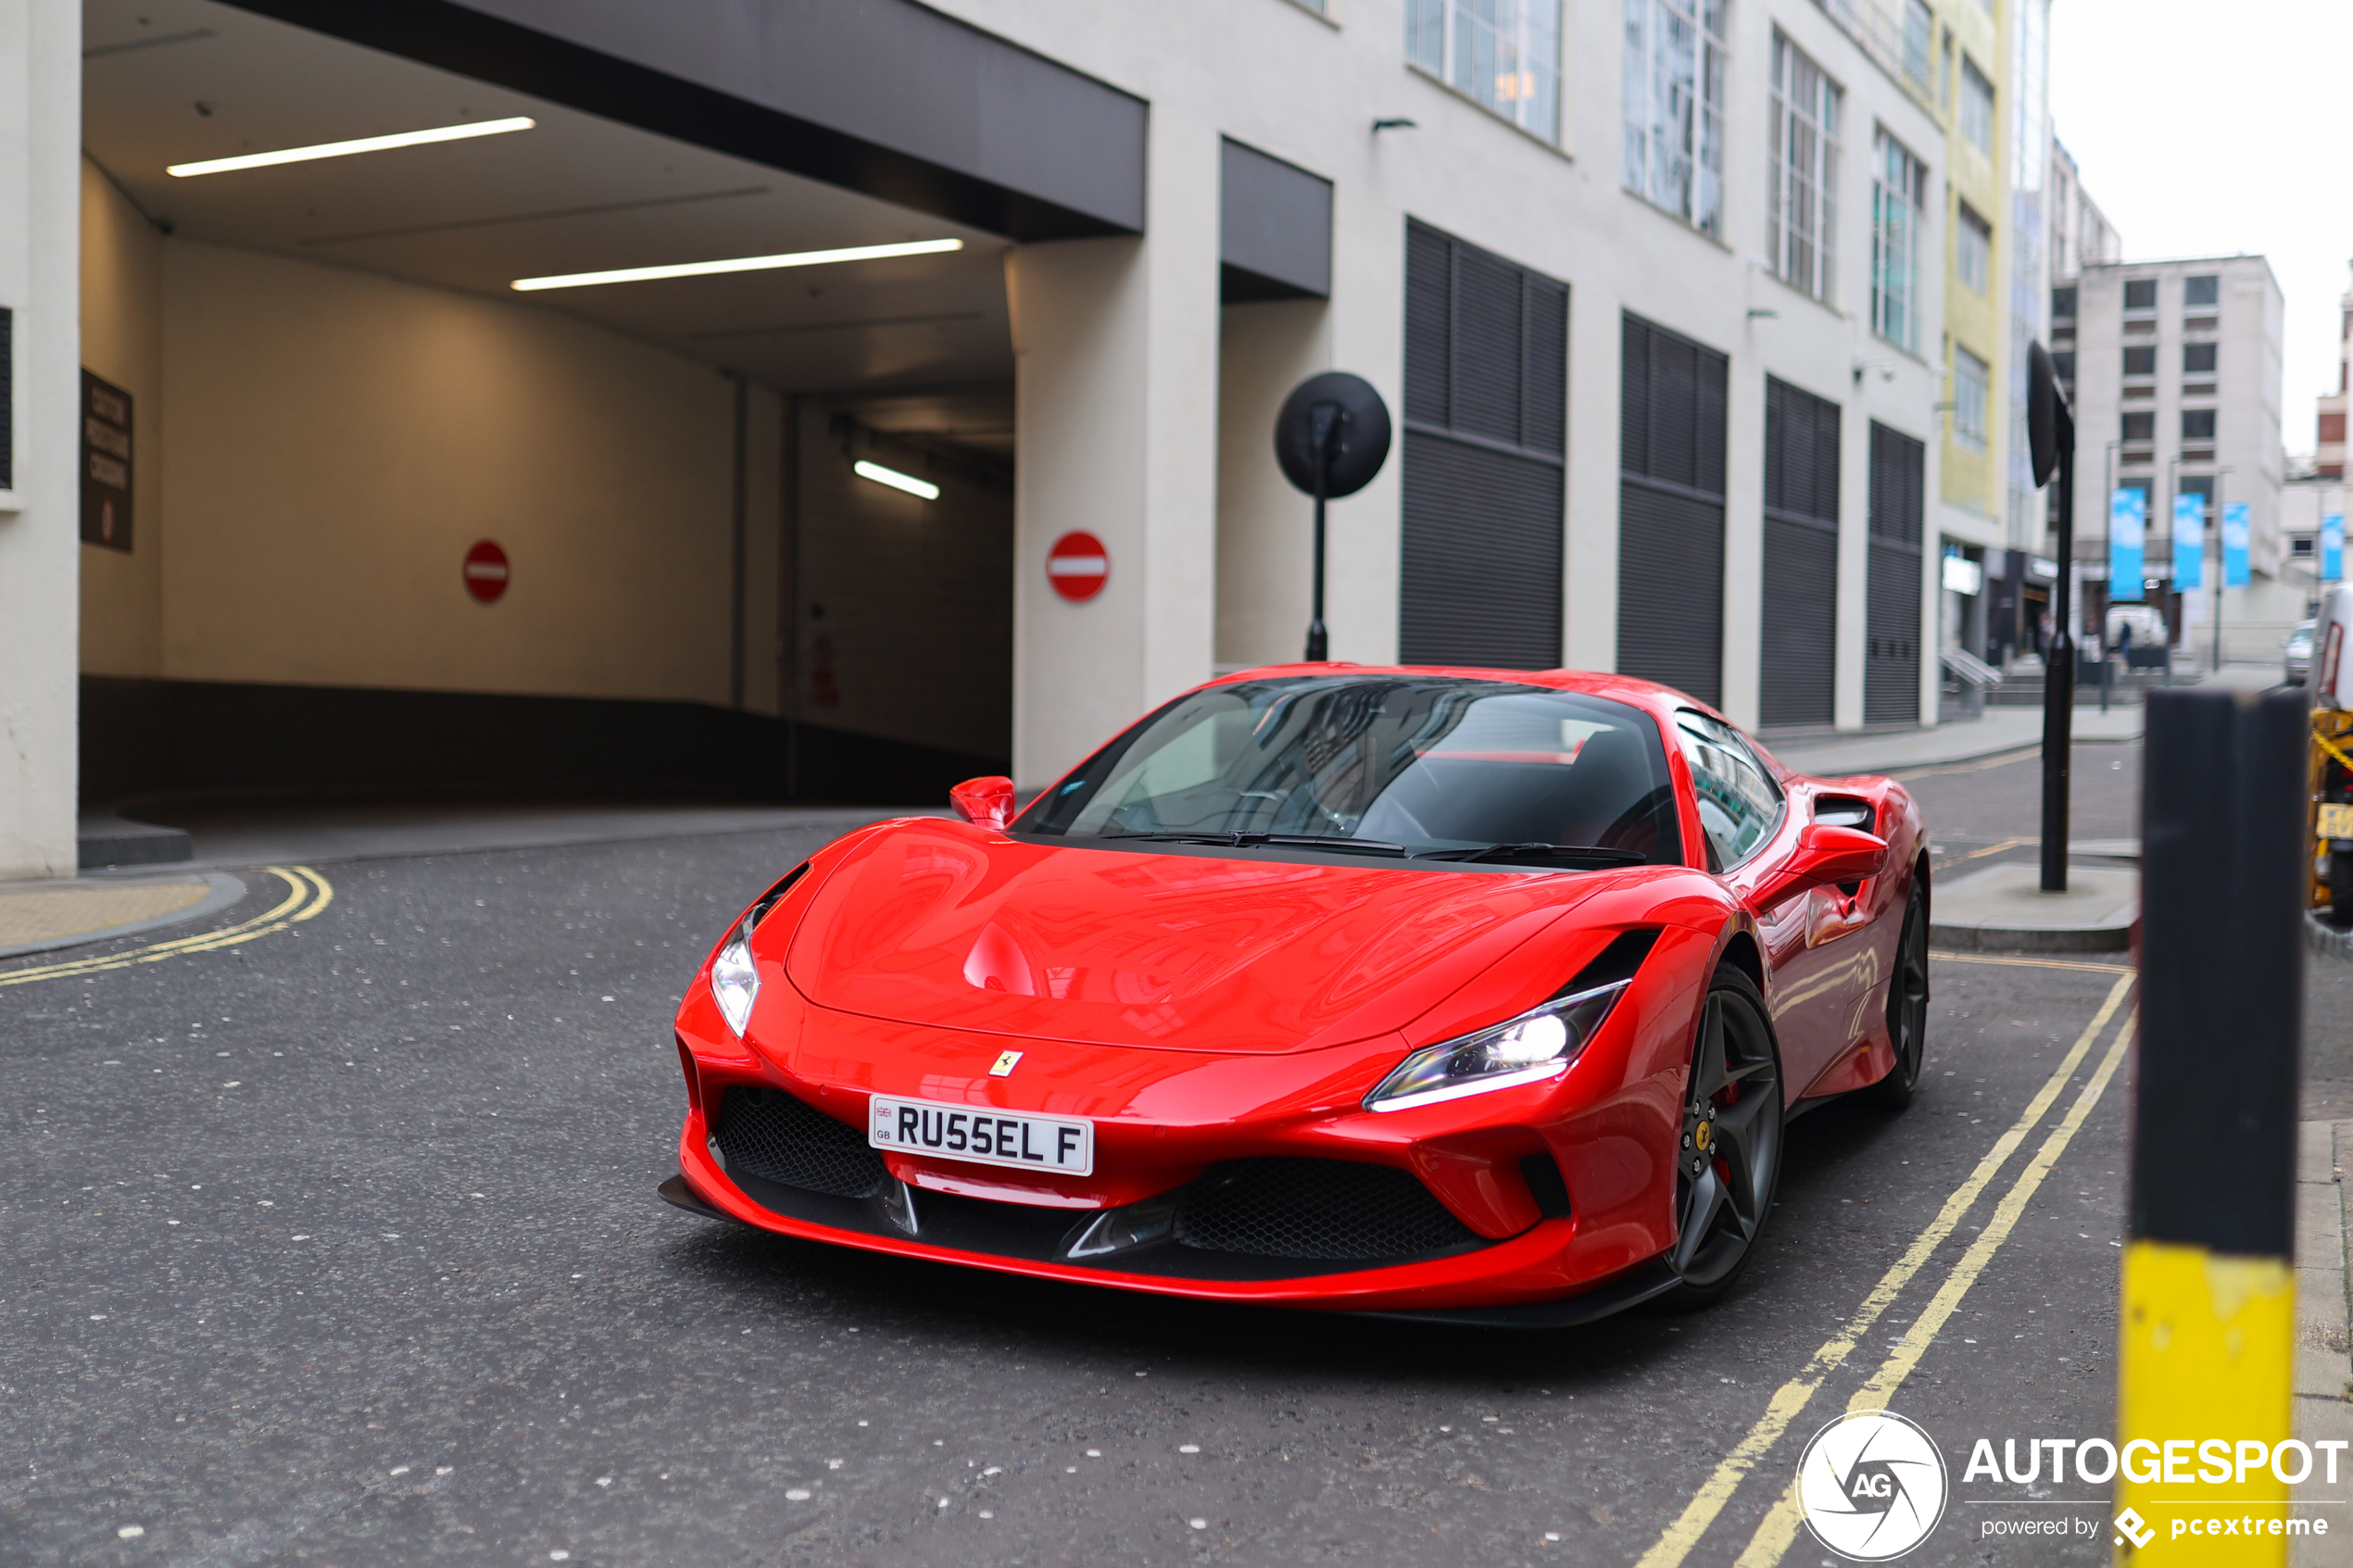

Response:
(2294, 1121), (2353, 1565)
(101, 797), (921, 872)
(1767, 705), (2145, 778)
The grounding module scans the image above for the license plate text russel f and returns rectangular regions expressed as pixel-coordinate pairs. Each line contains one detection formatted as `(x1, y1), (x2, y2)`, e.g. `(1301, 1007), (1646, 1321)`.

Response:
(867, 1096), (1094, 1177)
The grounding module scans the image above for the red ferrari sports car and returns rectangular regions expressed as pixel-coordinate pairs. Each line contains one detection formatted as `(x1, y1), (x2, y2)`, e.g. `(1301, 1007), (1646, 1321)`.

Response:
(661, 665), (1927, 1323)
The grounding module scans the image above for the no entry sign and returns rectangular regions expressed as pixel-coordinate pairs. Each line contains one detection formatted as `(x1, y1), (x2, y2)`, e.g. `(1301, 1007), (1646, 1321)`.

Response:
(463, 540), (510, 603)
(1046, 531), (1108, 603)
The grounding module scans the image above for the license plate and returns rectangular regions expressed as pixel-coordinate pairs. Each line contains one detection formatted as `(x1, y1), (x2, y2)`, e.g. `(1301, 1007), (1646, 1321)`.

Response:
(868, 1095), (1094, 1177)
(2321, 804), (2353, 839)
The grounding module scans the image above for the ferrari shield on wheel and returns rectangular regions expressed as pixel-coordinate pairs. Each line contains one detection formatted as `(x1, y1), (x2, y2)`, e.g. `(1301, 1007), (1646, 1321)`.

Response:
(1659, 966), (1785, 1308)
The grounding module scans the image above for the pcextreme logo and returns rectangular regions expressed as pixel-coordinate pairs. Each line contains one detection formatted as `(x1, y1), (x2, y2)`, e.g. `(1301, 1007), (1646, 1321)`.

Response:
(1796, 1411), (1950, 1562)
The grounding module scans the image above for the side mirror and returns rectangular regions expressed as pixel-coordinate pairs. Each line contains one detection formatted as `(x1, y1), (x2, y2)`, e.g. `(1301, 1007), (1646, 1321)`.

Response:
(949, 775), (1016, 832)
(1755, 824), (1891, 907)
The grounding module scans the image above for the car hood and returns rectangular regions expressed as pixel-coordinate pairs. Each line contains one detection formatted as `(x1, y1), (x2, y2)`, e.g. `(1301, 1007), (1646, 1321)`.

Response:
(781, 820), (1651, 1055)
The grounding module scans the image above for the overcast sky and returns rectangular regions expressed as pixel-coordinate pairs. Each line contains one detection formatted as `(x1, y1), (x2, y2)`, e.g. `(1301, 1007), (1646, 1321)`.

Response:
(2049, 0), (2353, 452)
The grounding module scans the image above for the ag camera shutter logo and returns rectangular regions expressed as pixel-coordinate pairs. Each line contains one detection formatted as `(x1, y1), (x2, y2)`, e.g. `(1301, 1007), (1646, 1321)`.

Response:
(1796, 1411), (1950, 1561)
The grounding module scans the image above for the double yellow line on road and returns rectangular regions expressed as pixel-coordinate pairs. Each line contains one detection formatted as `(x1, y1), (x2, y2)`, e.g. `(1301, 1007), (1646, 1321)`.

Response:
(1634, 970), (2137, 1568)
(0, 865), (334, 988)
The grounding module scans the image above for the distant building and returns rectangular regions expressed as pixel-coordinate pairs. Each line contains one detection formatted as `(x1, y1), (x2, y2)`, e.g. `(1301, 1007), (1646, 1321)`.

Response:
(2315, 266), (2351, 480)
(2059, 256), (2292, 660)
(2049, 138), (2120, 277)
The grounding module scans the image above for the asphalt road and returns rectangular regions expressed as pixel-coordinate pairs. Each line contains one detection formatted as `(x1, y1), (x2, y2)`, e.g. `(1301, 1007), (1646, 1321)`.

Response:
(0, 737), (2305, 1566)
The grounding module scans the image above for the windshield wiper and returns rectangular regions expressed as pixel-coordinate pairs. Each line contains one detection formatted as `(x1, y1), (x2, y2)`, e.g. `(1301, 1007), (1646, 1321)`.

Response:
(1101, 831), (1408, 856)
(1415, 842), (1651, 867)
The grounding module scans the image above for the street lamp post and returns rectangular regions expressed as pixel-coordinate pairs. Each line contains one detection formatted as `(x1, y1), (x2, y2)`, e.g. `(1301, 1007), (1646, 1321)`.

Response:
(2209, 467), (2234, 673)
(2027, 345), (2077, 894)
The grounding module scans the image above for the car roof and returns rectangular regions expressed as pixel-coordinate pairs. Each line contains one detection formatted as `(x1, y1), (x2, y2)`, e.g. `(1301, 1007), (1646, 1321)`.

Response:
(1199, 662), (1717, 723)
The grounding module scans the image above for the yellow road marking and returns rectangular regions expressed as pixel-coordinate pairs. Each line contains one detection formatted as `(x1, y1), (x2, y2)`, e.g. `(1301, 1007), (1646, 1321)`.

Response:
(1949, 835), (2029, 862)
(0, 866), (333, 987)
(1932, 949), (2133, 975)
(1630, 972), (2135, 1568)
(1730, 1008), (2136, 1564)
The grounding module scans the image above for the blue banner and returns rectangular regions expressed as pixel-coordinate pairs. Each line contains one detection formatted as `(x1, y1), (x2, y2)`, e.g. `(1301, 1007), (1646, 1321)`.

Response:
(2326, 513), (2345, 583)
(2173, 492), (2205, 589)
(2108, 488), (2146, 601)
(2222, 502), (2250, 588)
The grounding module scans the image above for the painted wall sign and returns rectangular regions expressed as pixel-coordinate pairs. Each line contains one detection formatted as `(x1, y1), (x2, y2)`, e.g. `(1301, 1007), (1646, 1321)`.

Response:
(81, 370), (133, 552)
(463, 539), (510, 603)
(1046, 531), (1109, 602)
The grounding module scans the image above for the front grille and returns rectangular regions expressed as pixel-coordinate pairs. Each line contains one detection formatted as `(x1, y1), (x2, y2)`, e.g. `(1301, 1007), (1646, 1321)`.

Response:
(1173, 1158), (1477, 1261)
(712, 1086), (887, 1199)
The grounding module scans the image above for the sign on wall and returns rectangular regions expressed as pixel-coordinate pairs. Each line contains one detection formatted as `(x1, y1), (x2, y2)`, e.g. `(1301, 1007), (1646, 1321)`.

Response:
(2222, 502), (2251, 589)
(80, 370), (133, 552)
(2108, 488), (2146, 602)
(463, 539), (510, 603)
(1046, 531), (1109, 603)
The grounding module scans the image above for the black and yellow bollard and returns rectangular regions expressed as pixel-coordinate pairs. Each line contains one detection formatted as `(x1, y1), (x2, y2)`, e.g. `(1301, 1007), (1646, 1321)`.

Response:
(2117, 688), (2305, 1562)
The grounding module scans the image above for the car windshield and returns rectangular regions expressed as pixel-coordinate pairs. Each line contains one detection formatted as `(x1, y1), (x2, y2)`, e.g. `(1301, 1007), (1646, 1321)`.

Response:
(2290, 622), (2315, 652)
(1017, 674), (1683, 866)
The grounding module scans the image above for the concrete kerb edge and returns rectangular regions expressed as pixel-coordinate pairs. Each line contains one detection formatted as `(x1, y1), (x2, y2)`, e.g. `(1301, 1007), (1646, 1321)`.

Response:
(0, 870), (247, 961)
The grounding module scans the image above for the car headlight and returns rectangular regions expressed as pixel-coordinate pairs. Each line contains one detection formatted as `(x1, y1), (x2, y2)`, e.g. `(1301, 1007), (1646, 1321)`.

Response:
(709, 866), (807, 1037)
(1365, 980), (1631, 1112)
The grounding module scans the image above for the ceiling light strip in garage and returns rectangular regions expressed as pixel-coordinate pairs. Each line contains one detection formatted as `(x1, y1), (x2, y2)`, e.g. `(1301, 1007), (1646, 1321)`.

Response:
(510, 238), (964, 293)
(852, 461), (939, 500)
(167, 116), (537, 177)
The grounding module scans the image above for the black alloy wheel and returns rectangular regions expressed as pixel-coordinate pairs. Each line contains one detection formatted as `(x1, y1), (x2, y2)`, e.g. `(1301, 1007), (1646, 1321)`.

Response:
(1863, 877), (1931, 1110)
(1658, 966), (1785, 1309)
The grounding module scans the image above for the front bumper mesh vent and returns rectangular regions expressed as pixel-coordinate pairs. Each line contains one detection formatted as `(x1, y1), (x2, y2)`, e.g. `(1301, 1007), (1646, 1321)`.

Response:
(1173, 1158), (1477, 1261)
(712, 1086), (887, 1199)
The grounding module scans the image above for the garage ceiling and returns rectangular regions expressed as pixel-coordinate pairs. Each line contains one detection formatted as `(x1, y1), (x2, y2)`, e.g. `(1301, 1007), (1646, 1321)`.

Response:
(82, 0), (1017, 398)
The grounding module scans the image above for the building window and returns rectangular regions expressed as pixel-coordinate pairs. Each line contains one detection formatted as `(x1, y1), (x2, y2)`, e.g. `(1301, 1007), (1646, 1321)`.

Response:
(2183, 273), (2220, 308)
(1768, 33), (1841, 301)
(1408, 0), (1564, 141)
(1902, 0), (1933, 90)
(2124, 278), (2158, 311)
(1956, 202), (1992, 295)
(2121, 411), (2154, 443)
(2051, 284), (2077, 320)
(2052, 349), (2075, 383)
(1870, 128), (1926, 352)
(2296, 536), (2317, 558)
(2182, 408), (2216, 441)
(1623, 0), (1726, 233)
(2122, 345), (2156, 377)
(1953, 345), (1989, 451)
(2183, 342), (2217, 375)
(1958, 55), (1994, 154)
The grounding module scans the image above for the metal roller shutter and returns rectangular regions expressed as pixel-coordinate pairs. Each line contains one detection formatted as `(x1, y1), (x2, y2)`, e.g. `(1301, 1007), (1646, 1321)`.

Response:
(1760, 376), (1840, 728)
(1866, 421), (1925, 725)
(1398, 220), (1567, 669)
(1618, 313), (1729, 706)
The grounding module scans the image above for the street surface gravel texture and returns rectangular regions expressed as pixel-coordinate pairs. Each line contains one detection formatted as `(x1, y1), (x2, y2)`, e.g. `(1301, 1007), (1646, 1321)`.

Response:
(0, 738), (2317, 1565)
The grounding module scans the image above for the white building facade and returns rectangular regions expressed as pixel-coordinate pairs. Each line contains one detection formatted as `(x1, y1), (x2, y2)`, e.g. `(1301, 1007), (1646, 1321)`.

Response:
(2057, 255), (2290, 660)
(4, 0), (1953, 878)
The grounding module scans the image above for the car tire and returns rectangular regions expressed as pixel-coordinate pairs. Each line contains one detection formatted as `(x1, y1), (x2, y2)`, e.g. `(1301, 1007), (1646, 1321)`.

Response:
(1861, 876), (1930, 1111)
(1654, 964), (1786, 1311)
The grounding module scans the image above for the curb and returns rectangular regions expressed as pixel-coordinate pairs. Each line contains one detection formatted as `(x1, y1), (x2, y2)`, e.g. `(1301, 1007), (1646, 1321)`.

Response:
(2307, 910), (2353, 963)
(1928, 918), (2135, 954)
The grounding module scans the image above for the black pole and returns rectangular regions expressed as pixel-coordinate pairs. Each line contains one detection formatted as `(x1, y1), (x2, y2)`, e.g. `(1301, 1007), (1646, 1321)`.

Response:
(2133, 688), (2303, 1259)
(1305, 404), (1337, 662)
(2040, 408), (2077, 893)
